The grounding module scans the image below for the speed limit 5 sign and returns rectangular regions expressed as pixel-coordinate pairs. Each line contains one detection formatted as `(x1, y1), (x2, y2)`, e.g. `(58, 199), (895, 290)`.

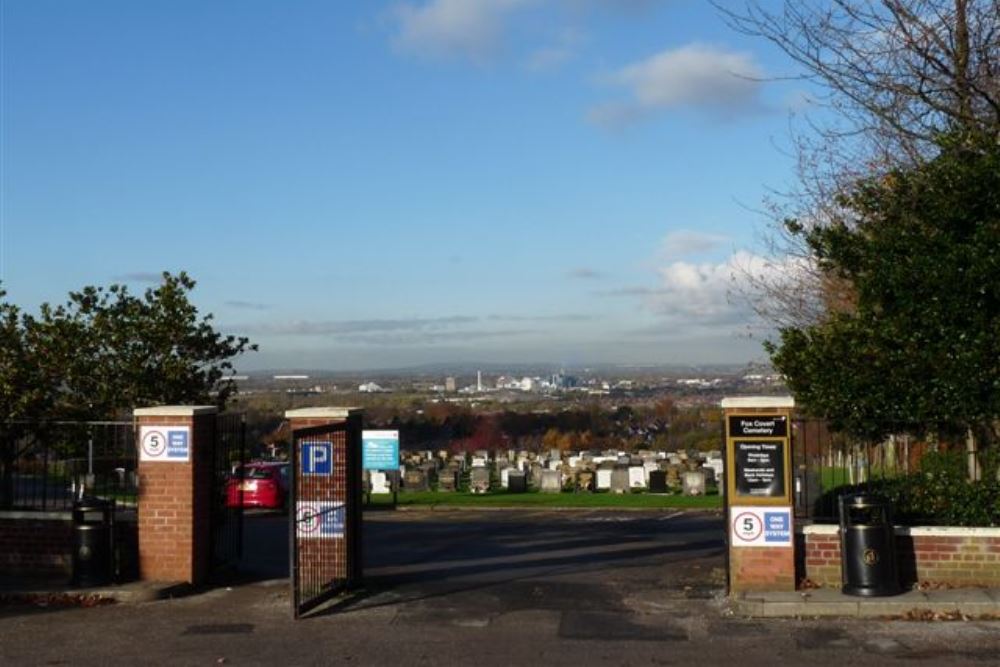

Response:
(730, 506), (792, 547)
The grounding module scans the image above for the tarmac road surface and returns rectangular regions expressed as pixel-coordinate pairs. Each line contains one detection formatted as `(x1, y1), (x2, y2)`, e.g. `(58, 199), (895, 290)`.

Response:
(2, 508), (999, 666)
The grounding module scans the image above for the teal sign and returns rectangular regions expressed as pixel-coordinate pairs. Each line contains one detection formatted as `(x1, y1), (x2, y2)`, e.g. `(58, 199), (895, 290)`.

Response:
(362, 430), (399, 471)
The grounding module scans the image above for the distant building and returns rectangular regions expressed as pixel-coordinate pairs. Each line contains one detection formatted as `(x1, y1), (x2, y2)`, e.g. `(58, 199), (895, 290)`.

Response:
(445, 377), (456, 392)
(359, 382), (385, 393)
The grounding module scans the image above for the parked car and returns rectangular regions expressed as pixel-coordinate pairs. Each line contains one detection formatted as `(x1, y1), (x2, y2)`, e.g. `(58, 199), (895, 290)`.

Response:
(226, 462), (289, 510)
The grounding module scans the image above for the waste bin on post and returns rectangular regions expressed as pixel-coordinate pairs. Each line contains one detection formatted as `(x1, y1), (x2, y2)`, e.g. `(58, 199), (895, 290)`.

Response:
(838, 493), (900, 596)
(71, 498), (115, 587)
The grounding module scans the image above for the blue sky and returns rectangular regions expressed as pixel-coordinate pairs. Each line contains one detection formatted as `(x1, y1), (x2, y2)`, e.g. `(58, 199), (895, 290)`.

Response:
(1, 0), (808, 371)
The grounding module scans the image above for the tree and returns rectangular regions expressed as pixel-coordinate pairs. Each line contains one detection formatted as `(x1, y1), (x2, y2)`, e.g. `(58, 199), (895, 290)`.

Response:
(0, 273), (256, 507)
(719, 1), (1000, 328)
(34, 272), (257, 418)
(766, 134), (1000, 443)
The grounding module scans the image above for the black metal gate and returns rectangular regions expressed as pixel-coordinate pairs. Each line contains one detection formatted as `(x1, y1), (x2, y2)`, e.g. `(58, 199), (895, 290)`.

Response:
(209, 413), (246, 574)
(290, 419), (362, 618)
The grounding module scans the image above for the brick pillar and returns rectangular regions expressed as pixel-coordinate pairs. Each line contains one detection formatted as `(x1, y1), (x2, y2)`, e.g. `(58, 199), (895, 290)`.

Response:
(721, 397), (796, 593)
(134, 406), (217, 584)
(285, 408), (363, 590)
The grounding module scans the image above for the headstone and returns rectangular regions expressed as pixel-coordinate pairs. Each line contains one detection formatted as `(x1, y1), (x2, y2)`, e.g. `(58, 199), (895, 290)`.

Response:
(610, 467), (629, 494)
(642, 461), (658, 484)
(471, 456), (488, 467)
(700, 465), (716, 486)
(470, 466), (490, 494)
(500, 466), (512, 489)
(404, 469), (428, 492)
(628, 466), (646, 489)
(437, 469), (457, 492)
(540, 469), (562, 494)
(596, 468), (613, 490)
(649, 470), (668, 494)
(666, 464), (682, 488)
(683, 470), (706, 496)
(508, 471), (527, 493)
(567, 455), (581, 468)
(576, 471), (594, 492)
(370, 471), (390, 494)
(548, 459), (561, 471)
(530, 463), (543, 489)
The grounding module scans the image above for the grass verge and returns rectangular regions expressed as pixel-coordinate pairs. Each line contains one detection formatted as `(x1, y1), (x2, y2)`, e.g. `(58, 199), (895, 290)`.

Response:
(365, 491), (722, 509)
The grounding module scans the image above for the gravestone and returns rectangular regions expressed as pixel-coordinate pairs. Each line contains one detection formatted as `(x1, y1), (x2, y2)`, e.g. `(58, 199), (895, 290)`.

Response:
(500, 466), (512, 489)
(610, 467), (629, 494)
(370, 471), (390, 494)
(642, 461), (658, 484)
(470, 466), (490, 494)
(649, 470), (668, 493)
(530, 463), (543, 488)
(540, 469), (562, 494)
(596, 468), (612, 490)
(471, 456), (487, 468)
(507, 471), (527, 493)
(405, 469), (428, 492)
(437, 469), (457, 492)
(576, 470), (594, 492)
(683, 470), (706, 496)
(547, 459), (561, 471)
(666, 464), (682, 488)
(628, 466), (646, 489)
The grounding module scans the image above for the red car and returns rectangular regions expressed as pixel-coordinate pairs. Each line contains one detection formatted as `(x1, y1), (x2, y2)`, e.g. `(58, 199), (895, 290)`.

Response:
(226, 462), (289, 510)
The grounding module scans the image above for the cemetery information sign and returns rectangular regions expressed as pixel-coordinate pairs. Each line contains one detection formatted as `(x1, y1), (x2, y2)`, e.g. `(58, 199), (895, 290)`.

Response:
(724, 412), (793, 506)
(361, 430), (399, 471)
(139, 425), (191, 462)
(733, 440), (786, 497)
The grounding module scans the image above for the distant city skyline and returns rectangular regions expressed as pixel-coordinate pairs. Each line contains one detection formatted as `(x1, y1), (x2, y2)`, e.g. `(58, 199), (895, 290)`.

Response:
(2, 1), (808, 370)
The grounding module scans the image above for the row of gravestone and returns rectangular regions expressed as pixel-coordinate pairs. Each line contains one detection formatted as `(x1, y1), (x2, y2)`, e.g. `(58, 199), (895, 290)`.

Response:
(395, 462), (716, 495)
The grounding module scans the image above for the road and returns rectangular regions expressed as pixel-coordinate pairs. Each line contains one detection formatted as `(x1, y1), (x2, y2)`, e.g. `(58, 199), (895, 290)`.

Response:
(2, 508), (998, 666)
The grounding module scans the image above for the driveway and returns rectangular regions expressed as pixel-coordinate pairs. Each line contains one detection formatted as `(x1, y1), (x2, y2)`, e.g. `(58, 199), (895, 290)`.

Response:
(2, 509), (998, 666)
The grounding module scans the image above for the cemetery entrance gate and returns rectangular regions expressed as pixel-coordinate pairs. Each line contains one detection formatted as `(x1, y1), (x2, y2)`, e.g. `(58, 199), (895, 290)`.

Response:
(289, 419), (363, 618)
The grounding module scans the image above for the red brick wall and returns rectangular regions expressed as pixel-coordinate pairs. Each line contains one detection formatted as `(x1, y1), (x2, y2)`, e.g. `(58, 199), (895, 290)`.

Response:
(802, 528), (1000, 587)
(136, 413), (214, 584)
(0, 514), (139, 580)
(731, 546), (796, 592)
(0, 515), (73, 577)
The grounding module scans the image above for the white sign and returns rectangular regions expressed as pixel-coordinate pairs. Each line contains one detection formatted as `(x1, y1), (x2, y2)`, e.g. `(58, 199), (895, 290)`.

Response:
(296, 501), (345, 539)
(730, 506), (792, 548)
(139, 425), (191, 462)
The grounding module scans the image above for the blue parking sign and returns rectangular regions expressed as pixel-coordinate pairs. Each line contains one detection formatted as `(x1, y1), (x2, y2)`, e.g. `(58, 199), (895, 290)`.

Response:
(301, 442), (333, 476)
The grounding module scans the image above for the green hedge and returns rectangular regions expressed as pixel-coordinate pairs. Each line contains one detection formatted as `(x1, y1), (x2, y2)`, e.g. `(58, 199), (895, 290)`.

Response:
(841, 451), (1000, 527)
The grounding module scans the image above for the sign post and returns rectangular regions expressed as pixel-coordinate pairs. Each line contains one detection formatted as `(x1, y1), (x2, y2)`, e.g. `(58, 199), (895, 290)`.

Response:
(721, 397), (796, 593)
(362, 430), (400, 508)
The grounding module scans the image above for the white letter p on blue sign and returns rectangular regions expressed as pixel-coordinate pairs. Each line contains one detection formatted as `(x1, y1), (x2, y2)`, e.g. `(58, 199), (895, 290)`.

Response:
(303, 442), (333, 476)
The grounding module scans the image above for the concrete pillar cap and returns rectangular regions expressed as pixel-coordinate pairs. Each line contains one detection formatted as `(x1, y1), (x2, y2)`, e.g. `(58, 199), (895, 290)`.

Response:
(134, 405), (219, 417)
(284, 407), (363, 419)
(720, 396), (795, 409)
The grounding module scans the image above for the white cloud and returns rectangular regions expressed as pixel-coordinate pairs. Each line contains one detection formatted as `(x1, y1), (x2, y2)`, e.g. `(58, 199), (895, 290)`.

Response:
(524, 27), (585, 72)
(588, 43), (765, 126)
(660, 230), (731, 259)
(391, 0), (533, 62)
(599, 251), (805, 338)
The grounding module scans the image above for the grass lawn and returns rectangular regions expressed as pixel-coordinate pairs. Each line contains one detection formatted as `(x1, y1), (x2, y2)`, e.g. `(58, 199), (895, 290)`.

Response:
(365, 490), (722, 509)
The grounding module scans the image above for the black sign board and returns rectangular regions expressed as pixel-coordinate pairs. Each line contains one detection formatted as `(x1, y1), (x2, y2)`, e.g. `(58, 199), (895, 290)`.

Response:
(728, 415), (788, 438)
(734, 440), (786, 497)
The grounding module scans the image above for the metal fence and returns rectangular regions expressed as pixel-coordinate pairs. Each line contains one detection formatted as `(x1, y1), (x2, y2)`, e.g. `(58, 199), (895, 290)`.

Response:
(209, 413), (246, 573)
(1, 421), (137, 512)
(791, 418), (978, 522)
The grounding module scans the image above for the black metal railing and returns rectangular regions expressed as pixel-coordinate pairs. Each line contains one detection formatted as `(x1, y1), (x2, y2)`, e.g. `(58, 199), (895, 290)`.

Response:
(209, 413), (246, 573)
(792, 418), (979, 522)
(1, 421), (136, 512)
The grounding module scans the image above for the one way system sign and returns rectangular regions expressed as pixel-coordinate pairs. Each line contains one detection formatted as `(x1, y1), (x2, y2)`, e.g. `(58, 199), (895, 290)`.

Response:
(296, 501), (345, 539)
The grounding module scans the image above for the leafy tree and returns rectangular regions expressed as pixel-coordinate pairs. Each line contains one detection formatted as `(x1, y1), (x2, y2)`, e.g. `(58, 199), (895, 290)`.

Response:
(0, 273), (256, 507)
(720, 0), (1000, 329)
(34, 272), (256, 418)
(767, 134), (1000, 442)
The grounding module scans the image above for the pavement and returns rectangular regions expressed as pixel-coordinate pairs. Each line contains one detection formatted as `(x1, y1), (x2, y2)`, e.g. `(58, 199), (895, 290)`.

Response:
(732, 587), (1000, 619)
(2, 509), (1000, 666)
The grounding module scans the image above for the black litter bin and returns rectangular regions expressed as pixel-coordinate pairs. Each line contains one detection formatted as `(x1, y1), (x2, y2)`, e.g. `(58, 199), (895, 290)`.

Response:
(71, 498), (115, 587)
(838, 493), (900, 597)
